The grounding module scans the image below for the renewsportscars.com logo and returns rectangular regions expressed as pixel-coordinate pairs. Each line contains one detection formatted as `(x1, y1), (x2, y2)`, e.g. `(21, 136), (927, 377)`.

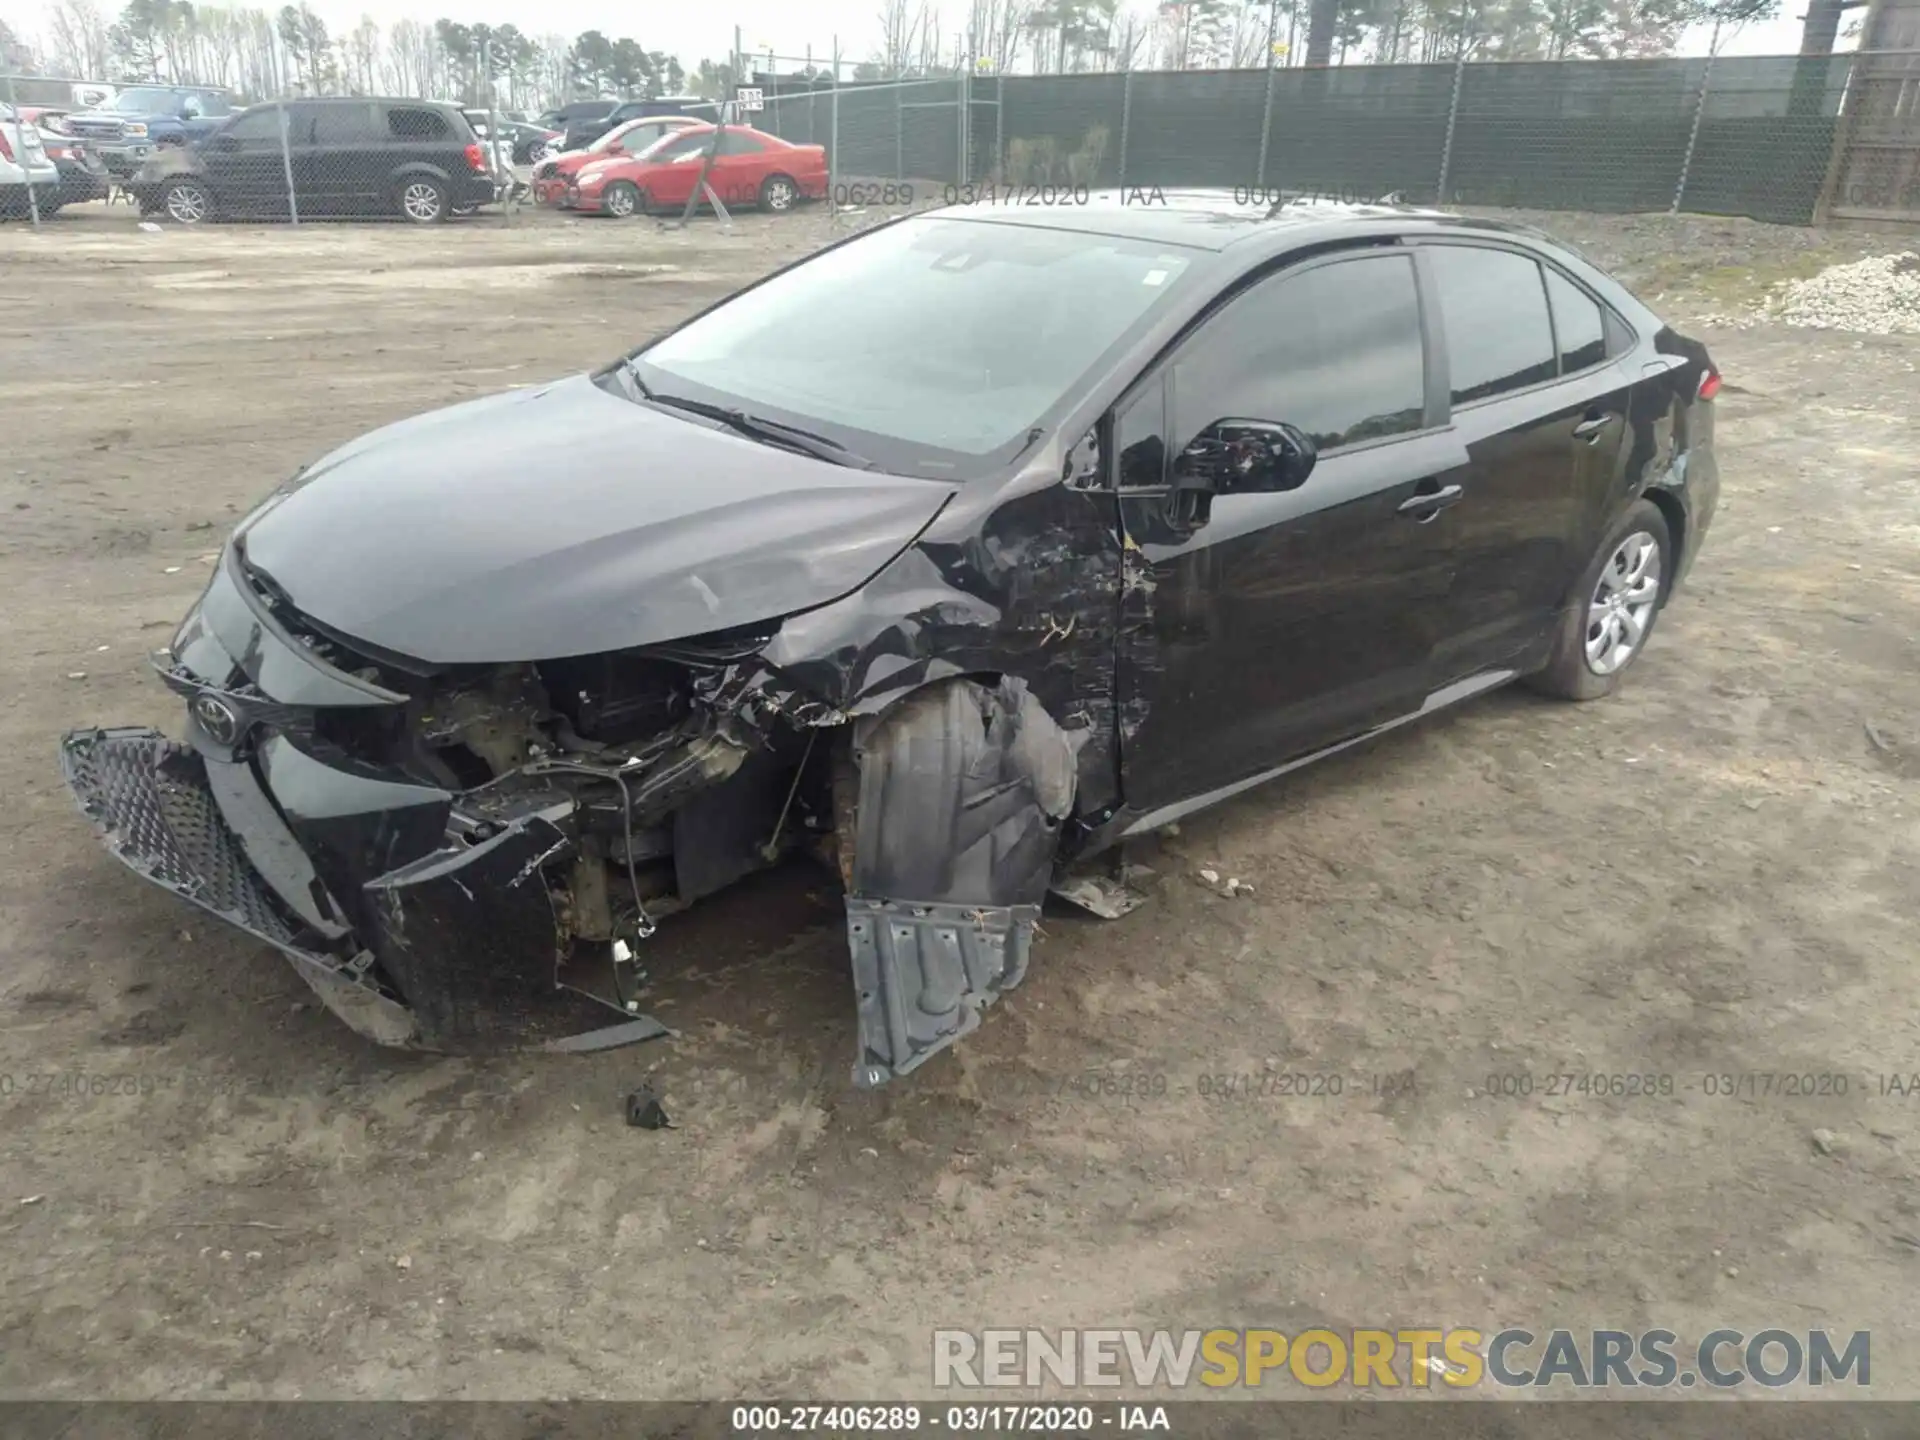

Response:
(932, 1328), (1871, 1391)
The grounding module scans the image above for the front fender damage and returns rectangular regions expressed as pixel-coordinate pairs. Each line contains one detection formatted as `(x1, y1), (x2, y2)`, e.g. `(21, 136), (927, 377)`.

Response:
(842, 676), (1083, 1087)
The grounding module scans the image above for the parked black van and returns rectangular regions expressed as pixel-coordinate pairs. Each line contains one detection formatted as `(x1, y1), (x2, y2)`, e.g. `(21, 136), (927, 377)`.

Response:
(131, 97), (499, 224)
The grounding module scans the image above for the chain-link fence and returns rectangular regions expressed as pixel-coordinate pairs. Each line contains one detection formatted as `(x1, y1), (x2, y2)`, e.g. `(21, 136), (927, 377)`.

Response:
(6, 50), (1913, 230)
(752, 50), (1896, 231)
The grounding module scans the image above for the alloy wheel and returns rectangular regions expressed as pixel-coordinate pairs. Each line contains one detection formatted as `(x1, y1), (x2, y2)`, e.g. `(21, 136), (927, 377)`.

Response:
(165, 183), (208, 224)
(401, 181), (443, 222)
(1585, 530), (1662, 675)
(764, 178), (796, 211)
(605, 184), (636, 218)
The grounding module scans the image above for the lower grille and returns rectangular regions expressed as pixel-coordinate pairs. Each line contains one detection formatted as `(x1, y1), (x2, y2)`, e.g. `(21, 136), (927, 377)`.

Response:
(60, 727), (297, 944)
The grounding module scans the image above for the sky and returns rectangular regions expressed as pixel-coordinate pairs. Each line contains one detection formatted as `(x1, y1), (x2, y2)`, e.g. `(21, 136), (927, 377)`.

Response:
(1, 0), (1847, 79)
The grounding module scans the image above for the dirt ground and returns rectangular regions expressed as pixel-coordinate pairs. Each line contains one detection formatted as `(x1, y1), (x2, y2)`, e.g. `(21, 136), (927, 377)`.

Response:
(0, 199), (1916, 1402)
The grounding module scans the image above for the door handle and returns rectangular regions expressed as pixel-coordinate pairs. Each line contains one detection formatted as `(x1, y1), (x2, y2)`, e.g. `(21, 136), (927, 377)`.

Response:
(1398, 483), (1464, 518)
(1572, 412), (1618, 443)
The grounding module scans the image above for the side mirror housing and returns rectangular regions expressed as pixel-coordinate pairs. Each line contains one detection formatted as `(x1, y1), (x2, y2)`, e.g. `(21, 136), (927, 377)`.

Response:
(1177, 418), (1317, 495)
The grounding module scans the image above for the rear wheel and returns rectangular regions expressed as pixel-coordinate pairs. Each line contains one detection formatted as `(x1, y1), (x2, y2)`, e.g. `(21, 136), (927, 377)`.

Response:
(396, 176), (448, 224)
(601, 180), (641, 219)
(1525, 498), (1672, 701)
(757, 173), (799, 213)
(160, 178), (212, 225)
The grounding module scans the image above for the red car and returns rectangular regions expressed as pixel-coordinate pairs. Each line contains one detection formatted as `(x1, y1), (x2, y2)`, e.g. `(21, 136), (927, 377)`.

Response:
(569, 124), (827, 218)
(531, 114), (704, 207)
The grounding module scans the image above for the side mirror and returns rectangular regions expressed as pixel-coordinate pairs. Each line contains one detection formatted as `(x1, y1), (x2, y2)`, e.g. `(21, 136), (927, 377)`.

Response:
(1177, 418), (1317, 495)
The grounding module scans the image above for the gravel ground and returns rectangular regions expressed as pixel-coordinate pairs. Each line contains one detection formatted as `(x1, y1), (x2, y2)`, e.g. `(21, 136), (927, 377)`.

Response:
(0, 200), (1917, 1403)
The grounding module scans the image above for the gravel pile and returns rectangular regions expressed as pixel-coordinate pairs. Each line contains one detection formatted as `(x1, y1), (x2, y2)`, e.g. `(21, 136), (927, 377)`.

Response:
(1770, 253), (1920, 335)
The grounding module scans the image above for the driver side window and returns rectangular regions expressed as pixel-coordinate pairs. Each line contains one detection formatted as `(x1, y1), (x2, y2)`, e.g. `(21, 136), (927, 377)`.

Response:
(1169, 252), (1428, 458)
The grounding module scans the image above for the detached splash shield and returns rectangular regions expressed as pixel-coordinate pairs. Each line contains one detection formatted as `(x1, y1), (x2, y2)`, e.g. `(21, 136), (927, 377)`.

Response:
(844, 677), (1082, 1087)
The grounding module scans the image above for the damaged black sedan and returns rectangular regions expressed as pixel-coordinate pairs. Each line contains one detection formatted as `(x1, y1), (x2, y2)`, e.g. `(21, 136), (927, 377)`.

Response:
(62, 194), (1719, 1085)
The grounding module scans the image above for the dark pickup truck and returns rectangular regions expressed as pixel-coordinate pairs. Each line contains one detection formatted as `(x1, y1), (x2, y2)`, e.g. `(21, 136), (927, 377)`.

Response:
(63, 85), (233, 178)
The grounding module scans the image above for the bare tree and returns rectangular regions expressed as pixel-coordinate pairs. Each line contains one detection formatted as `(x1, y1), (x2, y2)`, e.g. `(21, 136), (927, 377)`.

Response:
(48, 0), (112, 78)
(876, 0), (930, 73)
(967, 0), (1029, 72)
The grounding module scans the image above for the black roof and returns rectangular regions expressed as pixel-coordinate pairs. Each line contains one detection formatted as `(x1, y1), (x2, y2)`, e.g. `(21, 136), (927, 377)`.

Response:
(926, 188), (1555, 257)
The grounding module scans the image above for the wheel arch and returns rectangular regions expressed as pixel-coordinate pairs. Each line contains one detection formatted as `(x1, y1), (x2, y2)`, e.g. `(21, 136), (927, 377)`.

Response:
(1639, 483), (1685, 604)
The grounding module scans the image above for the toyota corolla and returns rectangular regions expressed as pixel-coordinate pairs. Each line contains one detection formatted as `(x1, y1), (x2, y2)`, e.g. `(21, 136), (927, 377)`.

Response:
(60, 194), (1718, 1085)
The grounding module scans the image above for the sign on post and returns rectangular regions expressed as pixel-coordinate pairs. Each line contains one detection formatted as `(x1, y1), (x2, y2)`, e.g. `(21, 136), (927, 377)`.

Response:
(734, 87), (765, 112)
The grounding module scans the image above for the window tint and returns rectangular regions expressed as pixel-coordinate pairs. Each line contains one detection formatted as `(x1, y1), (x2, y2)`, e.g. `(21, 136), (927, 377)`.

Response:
(717, 129), (767, 156)
(310, 102), (381, 144)
(1427, 245), (1556, 404)
(222, 107), (281, 142)
(1543, 266), (1607, 374)
(1170, 253), (1427, 455)
(387, 106), (449, 141)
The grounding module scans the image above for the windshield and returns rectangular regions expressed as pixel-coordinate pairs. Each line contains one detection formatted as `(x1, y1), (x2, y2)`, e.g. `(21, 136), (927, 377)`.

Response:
(107, 88), (185, 113)
(629, 216), (1202, 478)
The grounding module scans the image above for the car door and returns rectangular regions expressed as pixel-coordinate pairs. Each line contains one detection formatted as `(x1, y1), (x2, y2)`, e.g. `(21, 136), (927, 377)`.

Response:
(1412, 240), (1633, 683)
(709, 128), (772, 208)
(301, 100), (383, 212)
(1114, 246), (1467, 813)
(640, 129), (714, 207)
(198, 104), (288, 214)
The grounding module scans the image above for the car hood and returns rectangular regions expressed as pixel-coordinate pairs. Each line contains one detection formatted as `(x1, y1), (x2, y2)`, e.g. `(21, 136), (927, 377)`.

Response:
(240, 373), (956, 665)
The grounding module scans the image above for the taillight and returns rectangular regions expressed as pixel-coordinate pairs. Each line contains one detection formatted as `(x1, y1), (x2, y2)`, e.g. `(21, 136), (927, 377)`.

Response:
(1697, 369), (1721, 401)
(0, 129), (13, 162)
(464, 142), (487, 173)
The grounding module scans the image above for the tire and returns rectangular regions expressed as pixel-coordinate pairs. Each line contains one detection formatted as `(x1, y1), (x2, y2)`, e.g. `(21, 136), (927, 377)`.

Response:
(1524, 498), (1673, 701)
(601, 180), (641, 219)
(757, 173), (799, 213)
(396, 176), (449, 224)
(159, 178), (212, 225)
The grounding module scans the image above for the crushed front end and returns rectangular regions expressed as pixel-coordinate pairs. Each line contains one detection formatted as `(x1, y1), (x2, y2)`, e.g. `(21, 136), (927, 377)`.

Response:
(61, 539), (851, 1054)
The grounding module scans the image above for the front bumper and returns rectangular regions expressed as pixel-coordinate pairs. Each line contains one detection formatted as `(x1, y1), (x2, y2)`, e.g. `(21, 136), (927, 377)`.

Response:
(57, 546), (669, 1053)
(93, 141), (156, 179)
(61, 727), (417, 1045)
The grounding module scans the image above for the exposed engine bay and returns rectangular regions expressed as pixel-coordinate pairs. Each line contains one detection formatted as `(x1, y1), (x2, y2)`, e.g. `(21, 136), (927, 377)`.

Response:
(62, 534), (1091, 1084)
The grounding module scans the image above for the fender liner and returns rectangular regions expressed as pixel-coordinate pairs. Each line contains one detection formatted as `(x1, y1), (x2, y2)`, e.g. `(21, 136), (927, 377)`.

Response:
(842, 675), (1083, 1087)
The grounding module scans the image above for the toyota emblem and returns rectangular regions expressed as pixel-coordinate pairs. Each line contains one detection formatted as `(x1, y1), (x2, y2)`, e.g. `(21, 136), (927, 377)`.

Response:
(192, 692), (241, 746)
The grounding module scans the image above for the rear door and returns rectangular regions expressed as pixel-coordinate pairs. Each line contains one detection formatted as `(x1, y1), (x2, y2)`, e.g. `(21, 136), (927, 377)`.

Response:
(305, 101), (384, 211)
(1411, 240), (1632, 683)
(1114, 246), (1467, 811)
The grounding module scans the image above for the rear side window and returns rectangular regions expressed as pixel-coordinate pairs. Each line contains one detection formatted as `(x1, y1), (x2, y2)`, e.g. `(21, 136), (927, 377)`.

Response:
(1543, 266), (1608, 374)
(1170, 252), (1428, 455)
(717, 129), (768, 156)
(311, 103), (382, 144)
(387, 107), (450, 141)
(1426, 244), (1557, 404)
